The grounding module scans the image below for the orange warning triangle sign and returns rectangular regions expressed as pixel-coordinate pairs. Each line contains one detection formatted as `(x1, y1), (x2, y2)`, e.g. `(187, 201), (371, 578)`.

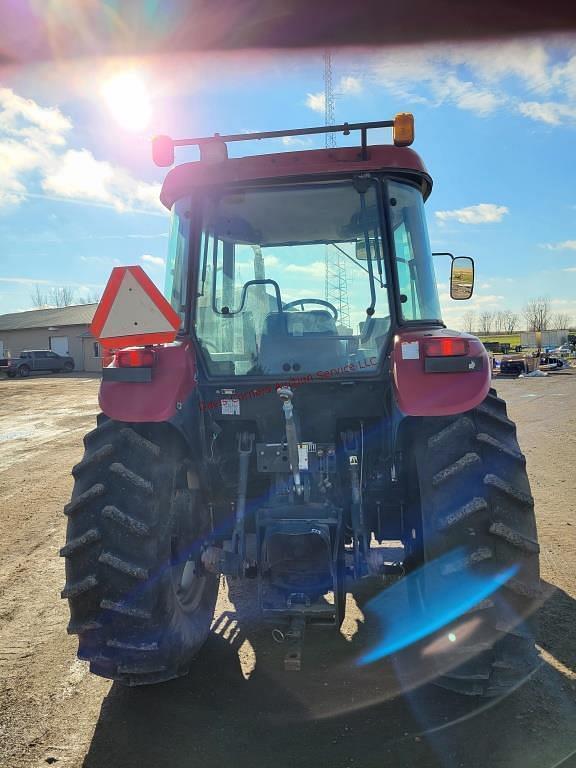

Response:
(91, 266), (181, 349)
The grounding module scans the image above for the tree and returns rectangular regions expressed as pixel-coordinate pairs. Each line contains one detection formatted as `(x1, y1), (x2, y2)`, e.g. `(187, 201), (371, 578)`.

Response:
(478, 311), (494, 335)
(78, 291), (101, 305)
(30, 285), (76, 308)
(502, 310), (519, 334)
(462, 310), (476, 333)
(523, 296), (550, 332)
(51, 286), (75, 307)
(493, 311), (505, 333)
(30, 284), (48, 308)
(550, 312), (571, 330)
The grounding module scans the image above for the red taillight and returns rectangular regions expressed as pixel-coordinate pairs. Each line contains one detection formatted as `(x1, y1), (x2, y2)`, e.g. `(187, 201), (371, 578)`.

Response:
(424, 338), (469, 357)
(116, 348), (156, 368)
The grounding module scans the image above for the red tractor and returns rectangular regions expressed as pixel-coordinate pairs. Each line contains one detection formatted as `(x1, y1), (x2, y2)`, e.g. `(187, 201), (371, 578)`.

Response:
(61, 115), (540, 696)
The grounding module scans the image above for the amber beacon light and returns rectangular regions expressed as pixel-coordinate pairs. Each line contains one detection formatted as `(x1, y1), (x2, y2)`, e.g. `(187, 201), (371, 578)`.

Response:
(393, 112), (415, 147)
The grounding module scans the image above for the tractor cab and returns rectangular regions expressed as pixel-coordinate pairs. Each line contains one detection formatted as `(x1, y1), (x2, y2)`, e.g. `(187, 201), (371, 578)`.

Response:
(157, 117), (471, 385)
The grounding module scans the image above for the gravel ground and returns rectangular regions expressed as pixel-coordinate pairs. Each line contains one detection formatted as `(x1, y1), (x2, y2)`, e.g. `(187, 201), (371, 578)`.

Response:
(0, 372), (574, 768)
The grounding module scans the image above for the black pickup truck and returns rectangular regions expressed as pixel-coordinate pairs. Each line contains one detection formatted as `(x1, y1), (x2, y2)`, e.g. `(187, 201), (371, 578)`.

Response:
(0, 350), (75, 378)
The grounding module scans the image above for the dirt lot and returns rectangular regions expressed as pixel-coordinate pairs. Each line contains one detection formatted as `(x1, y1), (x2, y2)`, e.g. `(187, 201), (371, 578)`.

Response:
(0, 373), (575, 768)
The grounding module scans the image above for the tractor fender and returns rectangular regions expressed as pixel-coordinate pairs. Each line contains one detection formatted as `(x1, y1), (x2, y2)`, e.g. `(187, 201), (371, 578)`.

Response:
(99, 341), (197, 423)
(391, 328), (490, 416)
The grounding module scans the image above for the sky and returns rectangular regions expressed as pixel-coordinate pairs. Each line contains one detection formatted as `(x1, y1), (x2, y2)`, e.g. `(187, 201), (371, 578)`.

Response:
(1, 35), (576, 330)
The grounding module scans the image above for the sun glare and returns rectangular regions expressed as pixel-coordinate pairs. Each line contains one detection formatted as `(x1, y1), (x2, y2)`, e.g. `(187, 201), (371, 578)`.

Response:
(102, 70), (151, 133)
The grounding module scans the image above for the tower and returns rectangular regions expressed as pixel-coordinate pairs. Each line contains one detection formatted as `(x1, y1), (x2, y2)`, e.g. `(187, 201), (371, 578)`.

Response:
(323, 50), (351, 330)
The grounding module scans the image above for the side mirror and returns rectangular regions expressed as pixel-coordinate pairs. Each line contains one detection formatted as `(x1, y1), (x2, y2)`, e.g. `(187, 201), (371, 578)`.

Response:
(450, 256), (474, 300)
(355, 237), (377, 261)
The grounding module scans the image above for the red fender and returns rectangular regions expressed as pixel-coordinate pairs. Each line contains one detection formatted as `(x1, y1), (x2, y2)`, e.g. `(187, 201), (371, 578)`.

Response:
(392, 328), (490, 416)
(99, 342), (197, 423)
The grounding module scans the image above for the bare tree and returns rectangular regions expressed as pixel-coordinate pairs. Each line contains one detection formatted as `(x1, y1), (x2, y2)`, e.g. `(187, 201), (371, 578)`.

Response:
(493, 311), (505, 333)
(30, 285), (50, 308)
(30, 285), (77, 308)
(78, 291), (101, 305)
(478, 311), (495, 335)
(502, 310), (519, 334)
(523, 296), (551, 332)
(51, 286), (75, 307)
(550, 312), (571, 330)
(462, 310), (476, 333)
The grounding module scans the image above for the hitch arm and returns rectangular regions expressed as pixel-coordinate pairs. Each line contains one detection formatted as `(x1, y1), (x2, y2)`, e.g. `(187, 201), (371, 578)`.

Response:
(232, 431), (254, 562)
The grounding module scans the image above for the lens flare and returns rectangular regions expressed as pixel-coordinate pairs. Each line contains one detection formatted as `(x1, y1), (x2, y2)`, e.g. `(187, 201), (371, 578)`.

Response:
(102, 70), (151, 132)
(358, 548), (518, 665)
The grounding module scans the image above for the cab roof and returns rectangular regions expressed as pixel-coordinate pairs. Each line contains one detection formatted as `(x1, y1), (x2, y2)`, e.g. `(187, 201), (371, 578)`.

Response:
(160, 145), (432, 210)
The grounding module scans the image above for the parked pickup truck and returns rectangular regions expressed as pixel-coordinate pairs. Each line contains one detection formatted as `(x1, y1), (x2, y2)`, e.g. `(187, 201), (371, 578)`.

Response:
(0, 350), (75, 378)
(499, 352), (566, 377)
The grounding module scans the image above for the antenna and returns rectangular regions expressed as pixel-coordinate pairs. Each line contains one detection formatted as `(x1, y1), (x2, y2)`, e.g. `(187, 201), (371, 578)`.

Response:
(323, 50), (351, 329)
(323, 50), (336, 149)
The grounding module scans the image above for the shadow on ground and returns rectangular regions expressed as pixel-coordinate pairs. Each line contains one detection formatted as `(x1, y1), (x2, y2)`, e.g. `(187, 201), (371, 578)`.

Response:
(82, 580), (576, 768)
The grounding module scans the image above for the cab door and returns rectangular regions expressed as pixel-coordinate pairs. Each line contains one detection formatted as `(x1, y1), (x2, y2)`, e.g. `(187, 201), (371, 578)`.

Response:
(34, 351), (52, 371)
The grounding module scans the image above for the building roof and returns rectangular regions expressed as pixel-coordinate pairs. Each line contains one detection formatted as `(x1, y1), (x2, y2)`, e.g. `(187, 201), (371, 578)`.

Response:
(0, 303), (98, 331)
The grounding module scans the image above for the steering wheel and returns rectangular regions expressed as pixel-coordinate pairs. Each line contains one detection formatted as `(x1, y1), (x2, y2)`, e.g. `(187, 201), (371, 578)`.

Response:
(282, 298), (338, 321)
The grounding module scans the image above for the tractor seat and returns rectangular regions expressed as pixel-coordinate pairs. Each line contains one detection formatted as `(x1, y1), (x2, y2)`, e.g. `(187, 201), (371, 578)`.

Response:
(259, 310), (346, 373)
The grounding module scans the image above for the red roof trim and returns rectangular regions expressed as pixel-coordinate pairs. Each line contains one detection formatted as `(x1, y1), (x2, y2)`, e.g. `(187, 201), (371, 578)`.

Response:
(160, 145), (431, 209)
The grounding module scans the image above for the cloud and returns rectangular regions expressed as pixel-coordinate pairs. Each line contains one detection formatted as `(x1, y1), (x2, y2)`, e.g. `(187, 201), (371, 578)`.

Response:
(41, 149), (163, 213)
(339, 76), (363, 95)
(368, 41), (576, 123)
(563, 267), (576, 272)
(264, 254), (279, 267)
(305, 92), (325, 114)
(517, 100), (576, 125)
(370, 49), (503, 116)
(0, 87), (163, 214)
(0, 87), (71, 146)
(541, 240), (576, 251)
(284, 261), (325, 278)
(141, 254), (165, 267)
(79, 232), (168, 240)
(0, 276), (54, 285)
(433, 74), (503, 115)
(435, 203), (509, 225)
(439, 290), (506, 326)
(440, 291), (505, 307)
(445, 41), (552, 91)
(0, 140), (42, 206)
(80, 255), (121, 265)
(281, 136), (312, 147)
(0, 276), (103, 288)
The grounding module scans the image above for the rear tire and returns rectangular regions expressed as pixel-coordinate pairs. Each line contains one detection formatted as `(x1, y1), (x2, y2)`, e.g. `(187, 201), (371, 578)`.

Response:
(411, 388), (541, 697)
(18, 365), (30, 378)
(61, 419), (218, 685)
(63, 362), (74, 372)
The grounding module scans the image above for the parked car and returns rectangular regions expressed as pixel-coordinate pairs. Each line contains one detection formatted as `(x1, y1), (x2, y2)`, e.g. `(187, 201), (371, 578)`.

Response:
(550, 343), (574, 358)
(539, 355), (566, 371)
(0, 350), (75, 378)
